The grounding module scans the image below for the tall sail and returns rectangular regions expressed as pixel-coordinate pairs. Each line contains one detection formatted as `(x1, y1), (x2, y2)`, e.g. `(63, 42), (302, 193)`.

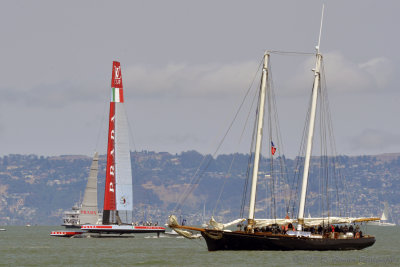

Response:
(381, 202), (389, 221)
(78, 61), (165, 235)
(79, 152), (99, 225)
(103, 61), (133, 224)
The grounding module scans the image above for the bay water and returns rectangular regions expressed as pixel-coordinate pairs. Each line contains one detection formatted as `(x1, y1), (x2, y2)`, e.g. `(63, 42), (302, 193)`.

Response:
(0, 226), (398, 266)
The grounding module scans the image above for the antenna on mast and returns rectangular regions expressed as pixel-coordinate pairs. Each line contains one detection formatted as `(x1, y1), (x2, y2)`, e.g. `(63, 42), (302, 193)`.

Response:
(316, 4), (325, 53)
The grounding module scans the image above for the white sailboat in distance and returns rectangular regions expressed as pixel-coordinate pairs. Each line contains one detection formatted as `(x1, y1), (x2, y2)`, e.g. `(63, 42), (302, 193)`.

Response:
(52, 152), (100, 237)
(369, 202), (396, 226)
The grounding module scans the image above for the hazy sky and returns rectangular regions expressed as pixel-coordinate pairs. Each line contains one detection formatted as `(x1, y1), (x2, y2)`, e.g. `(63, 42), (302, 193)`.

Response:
(1, 0), (399, 157)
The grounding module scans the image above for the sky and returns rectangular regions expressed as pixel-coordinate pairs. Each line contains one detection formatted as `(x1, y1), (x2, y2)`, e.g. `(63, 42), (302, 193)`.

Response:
(1, 0), (399, 158)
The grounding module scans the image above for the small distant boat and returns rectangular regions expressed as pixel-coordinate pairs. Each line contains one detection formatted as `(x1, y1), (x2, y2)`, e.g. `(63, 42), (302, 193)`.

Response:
(61, 204), (80, 228)
(0, 228), (6, 231)
(52, 153), (101, 237)
(163, 229), (201, 239)
(163, 229), (180, 237)
(62, 153), (101, 228)
(369, 202), (396, 226)
(163, 229), (178, 236)
(50, 231), (83, 237)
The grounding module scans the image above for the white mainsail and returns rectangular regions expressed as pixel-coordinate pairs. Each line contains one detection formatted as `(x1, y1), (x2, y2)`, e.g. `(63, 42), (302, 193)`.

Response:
(115, 103), (133, 211)
(381, 203), (389, 221)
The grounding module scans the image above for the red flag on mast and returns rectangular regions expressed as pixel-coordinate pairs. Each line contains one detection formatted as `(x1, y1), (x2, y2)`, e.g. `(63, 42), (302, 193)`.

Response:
(271, 141), (277, 155)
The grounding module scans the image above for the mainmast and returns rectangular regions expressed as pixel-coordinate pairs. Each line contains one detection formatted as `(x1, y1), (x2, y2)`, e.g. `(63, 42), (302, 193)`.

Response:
(297, 5), (324, 230)
(248, 52), (269, 230)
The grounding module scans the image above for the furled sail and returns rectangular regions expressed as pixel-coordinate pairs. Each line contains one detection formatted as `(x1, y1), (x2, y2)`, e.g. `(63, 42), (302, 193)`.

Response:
(253, 217), (379, 227)
(79, 152), (99, 225)
(209, 217), (246, 230)
(167, 215), (202, 239)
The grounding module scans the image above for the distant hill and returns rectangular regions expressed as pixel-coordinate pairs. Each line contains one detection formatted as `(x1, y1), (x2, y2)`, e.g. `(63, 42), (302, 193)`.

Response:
(0, 151), (399, 225)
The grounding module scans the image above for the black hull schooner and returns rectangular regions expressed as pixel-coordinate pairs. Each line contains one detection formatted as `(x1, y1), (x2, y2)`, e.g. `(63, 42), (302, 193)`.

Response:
(201, 230), (375, 251)
(168, 6), (379, 251)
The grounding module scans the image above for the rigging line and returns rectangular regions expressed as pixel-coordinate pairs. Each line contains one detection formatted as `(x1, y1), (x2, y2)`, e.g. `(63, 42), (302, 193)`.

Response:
(212, 153), (235, 217)
(300, 78), (322, 217)
(173, 152), (209, 212)
(321, 60), (344, 216)
(175, 58), (264, 212)
(269, 66), (290, 217)
(266, 64), (277, 221)
(192, 237), (207, 248)
(318, 84), (323, 217)
(177, 59), (264, 212)
(240, 87), (261, 218)
(318, 83), (327, 219)
(318, 75), (331, 218)
(325, 90), (342, 216)
(320, 62), (330, 215)
(213, 78), (260, 216)
(289, 85), (312, 216)
(326, 85), (333, 217)
(94, 98), (109, 153)
(124, 106), (138, 152)
(291, 81), (315, 218)
(266, 63), (273, 219)
(253, 113), (265, 219)
(240, 142), (255, 218)
(268, 50), (315, 56)
(318, 96), (324, 220)
(321, 70), (332, 219)
(322, 75), (331, 218)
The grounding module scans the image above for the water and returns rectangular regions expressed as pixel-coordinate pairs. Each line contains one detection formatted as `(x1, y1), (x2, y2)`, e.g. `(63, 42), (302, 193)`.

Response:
(0, 226), (398, 266)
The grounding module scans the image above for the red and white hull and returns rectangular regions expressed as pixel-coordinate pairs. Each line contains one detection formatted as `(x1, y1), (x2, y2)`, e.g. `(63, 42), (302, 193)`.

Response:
(103, 61), (134, 225)
(81, 225), (165, 234)
(50, 231), (83, 237)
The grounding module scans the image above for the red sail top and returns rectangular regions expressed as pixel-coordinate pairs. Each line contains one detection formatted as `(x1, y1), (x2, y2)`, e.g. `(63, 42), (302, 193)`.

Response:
(103, 102), (116, 211)
(104, 61), (122, 213)
(111, 61), (123, 88)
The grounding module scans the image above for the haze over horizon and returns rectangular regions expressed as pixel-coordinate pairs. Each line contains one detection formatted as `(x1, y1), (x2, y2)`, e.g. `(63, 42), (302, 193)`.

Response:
(1, 0), (399, 158)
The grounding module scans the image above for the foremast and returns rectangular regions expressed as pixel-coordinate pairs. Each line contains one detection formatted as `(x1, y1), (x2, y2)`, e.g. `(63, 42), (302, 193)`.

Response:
(297, 6), (324, 230)
(247, 52), (269, 230)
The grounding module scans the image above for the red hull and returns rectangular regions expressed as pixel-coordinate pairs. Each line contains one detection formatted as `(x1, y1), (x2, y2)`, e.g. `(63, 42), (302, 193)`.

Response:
(50, 231), (83, 237)
(81, 225), (166, 234)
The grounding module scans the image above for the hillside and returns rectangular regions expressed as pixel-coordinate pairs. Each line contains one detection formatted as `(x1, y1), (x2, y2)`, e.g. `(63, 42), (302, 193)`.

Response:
(0, 151), (399, 225)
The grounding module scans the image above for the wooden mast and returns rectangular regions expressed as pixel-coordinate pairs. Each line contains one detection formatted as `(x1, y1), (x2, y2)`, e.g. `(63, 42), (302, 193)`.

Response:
(297, 5), (324, 230)
(247, 52), (269, 230)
